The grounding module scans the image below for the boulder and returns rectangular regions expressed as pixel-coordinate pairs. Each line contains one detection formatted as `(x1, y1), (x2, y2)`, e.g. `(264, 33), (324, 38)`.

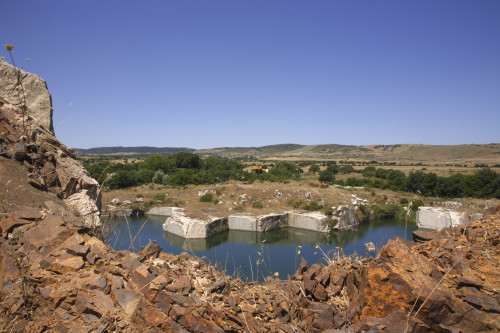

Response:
(0, 60), (53, 133)
(332, 206), (359, 229)
(64, 190), (100, 227)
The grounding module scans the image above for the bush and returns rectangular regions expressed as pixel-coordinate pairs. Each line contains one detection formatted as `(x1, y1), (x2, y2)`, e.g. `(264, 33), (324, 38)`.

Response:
(319, 170), (336, 184)
(304, 201), (322, 211)
(370, 203), (402, 220)
(411, 199), (424, 211)
(153, 193), (165, 201)
(200, 193), (214, 203)
(287, 200), (303, 209)
(322, 206), (333, 216)
(252, 201), (264, 209)
(152, 169), (165, 184)
(309, 164), (320, 174)
(400, 198), (409, 205)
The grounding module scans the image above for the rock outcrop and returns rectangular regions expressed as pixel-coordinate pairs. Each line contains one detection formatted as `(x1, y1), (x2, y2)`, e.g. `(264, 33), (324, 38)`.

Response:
(0, 59), (101, 226)
(332, 205), (360, 229)
(2, 203), (499, 331)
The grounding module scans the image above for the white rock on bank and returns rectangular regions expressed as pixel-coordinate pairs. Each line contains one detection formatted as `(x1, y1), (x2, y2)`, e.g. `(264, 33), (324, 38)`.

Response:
(289, 212), (329, 232)
(146, 206), (183, 216)
(228, 215), (257, 231)
(163, 215), (227, 238)
(416, 207), (482, 231)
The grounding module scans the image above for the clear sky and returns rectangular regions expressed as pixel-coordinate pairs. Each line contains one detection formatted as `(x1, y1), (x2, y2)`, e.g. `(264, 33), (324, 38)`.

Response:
(2, 1), (499, 149)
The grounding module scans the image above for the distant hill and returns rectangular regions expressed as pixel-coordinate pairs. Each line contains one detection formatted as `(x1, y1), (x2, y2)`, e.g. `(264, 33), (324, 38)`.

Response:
(73, 143), (500, 164)
(73, 146), (194, 155)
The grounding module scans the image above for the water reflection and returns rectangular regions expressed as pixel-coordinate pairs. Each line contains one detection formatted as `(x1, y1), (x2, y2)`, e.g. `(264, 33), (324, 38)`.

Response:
(111, 216), (416, 282)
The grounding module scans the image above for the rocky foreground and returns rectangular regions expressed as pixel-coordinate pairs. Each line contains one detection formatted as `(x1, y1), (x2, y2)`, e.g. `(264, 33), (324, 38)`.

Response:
(1, 60), (499, 332)
(1, 205), (499, 332)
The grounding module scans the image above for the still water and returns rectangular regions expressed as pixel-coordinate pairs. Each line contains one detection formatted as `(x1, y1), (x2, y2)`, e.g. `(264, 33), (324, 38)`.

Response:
(110, 215), (416, 282)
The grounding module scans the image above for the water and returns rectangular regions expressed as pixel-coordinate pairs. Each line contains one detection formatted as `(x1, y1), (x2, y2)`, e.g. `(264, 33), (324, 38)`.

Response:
(110, 215), (416, 282)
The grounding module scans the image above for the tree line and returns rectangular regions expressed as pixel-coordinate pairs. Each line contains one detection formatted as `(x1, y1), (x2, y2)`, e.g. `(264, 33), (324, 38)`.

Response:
(84, 153), (304, 189)
(318, 165), (500, 199)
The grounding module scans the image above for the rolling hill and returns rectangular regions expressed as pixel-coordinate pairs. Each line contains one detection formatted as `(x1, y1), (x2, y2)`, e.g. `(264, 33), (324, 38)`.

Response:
(73, 143), (500, 164)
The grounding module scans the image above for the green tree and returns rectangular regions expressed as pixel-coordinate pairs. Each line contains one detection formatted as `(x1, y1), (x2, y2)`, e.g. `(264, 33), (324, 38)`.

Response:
(135, 169), (155, 185)
(152, 169), (165, 184)
(340, 165), (355, 174)
(318, 170), (336, 184)
(406, 171), (424, 194)
(309, 164), (320, 174)
(108, 170), (137, 189)
(174, 152), (200, 169)
(363, 166), (376, 177)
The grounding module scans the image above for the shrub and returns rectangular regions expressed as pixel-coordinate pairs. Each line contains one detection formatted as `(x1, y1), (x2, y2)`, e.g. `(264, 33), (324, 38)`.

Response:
(322, 206), (333, 216)
(319, 170), (336, 184)
(287, 200), (303, 209)
(304, 201), (322, 211)
(309, 164), (320, 174)
(153, 193), (165, 201)
(370, 203), (402, 220)
(400, 198), (409, 205)
(411, 199), (424, 211)
(252, 201), (264, 209)
(152, 169), (165, 184)
(200, 193), (214, 203)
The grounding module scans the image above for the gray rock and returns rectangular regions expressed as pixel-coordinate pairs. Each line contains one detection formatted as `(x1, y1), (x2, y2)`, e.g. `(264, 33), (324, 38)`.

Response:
(0, 60), (101, 225)
(0, 60), (53, 133)
(332, 206), (359, 230)
(256, 213), (288, 232)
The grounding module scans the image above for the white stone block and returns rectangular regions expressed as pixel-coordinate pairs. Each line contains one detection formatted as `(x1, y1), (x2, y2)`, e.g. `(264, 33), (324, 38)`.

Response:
(289, 212), (329, 232)
(228, 215), (257, 231)
(416, 207), (475, 231)
(147, 206), (183, 216)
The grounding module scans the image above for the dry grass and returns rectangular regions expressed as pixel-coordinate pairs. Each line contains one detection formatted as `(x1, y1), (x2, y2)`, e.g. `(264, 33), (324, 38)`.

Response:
(102, 179), (498, 220)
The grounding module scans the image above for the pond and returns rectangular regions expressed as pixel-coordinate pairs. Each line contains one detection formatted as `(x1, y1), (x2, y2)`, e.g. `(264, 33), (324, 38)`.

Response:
(109, 215), (416, 282)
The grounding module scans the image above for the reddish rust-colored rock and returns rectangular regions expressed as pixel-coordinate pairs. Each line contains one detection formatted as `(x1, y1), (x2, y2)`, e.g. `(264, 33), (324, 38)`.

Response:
(50, 253), (84, 274)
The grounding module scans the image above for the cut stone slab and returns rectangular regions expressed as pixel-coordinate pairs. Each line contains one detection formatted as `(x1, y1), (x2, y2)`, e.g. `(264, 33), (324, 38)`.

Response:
(256, 213), (288, 232)
(163, 215), (228, 239)
(228, 215), (257, 231)
(289, 212), (329, 232)
(416, 207), (482, 231)
(146, 207), (183, 216)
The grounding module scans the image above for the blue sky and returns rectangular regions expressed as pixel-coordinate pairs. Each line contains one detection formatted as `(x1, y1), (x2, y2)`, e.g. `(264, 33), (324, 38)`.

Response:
(2, 1), (499, 149)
